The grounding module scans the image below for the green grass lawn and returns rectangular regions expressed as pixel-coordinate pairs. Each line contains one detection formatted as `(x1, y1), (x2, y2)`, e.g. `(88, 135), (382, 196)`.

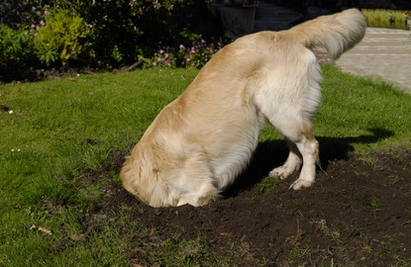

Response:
(1, 66), (410, 266)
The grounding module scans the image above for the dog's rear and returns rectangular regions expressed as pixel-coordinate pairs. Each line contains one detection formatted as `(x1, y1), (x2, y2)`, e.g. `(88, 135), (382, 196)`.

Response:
(121, 9), (367, 207)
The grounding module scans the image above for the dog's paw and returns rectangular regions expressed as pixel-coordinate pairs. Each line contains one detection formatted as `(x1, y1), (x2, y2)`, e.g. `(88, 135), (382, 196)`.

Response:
(289, 179), (313, 190)
(269, 166), (291, 180)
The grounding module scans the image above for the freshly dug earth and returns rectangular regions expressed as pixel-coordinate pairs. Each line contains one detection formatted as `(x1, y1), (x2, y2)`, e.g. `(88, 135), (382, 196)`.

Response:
(77, 143), (411, 266)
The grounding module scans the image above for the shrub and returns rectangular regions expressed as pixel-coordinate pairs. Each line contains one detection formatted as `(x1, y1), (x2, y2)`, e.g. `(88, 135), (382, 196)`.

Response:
(0, 1), (39, 29)
(0, 0), (222, 79)
(362, 9), (408, 29)
(75, 0), (197, 67)
(34, 9), (92, 66)
(0, 24), (35, 63)
(153, 35), (224, 69)
(178, 36), (224, 69)
(0, 24), (38, 82)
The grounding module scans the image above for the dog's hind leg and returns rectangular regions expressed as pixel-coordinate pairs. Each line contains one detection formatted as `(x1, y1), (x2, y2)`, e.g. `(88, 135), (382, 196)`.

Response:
(288, 123), (319, 190)
(257, 81), (320, 189)
(257, 48), (321, 189)
(269, 139), (302, 179)
(270, 121), (319, 189)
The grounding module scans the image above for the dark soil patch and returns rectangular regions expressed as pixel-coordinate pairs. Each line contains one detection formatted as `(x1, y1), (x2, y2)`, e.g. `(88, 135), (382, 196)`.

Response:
(75, 143), (411, 266)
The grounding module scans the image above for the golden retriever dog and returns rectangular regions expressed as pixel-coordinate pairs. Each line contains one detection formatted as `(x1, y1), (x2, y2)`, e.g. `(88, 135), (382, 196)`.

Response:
(120, 9), (367, 207)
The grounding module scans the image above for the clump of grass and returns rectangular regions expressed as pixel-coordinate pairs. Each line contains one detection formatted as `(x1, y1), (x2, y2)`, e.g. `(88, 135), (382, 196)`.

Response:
(258, 177), (283, 194)
(311, 219), (342, 243)
(368, 197), (382, 212)
(362, 9), (408, 29)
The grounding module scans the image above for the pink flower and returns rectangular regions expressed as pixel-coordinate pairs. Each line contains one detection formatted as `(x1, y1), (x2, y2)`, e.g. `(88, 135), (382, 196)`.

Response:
(31, 24), (36, 29)
(44, 10), (50, 16)
(40, 20), (45, 26)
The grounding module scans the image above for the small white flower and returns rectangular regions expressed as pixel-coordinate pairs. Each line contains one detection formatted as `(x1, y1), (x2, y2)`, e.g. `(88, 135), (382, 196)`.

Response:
(8, 110), (13, 114)
(17, 149), (20, 152)
(11, 149), (14, 152)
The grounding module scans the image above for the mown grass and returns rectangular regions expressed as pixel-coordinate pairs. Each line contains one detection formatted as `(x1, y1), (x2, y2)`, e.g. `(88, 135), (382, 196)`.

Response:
(316, 65), (411, 151)
(1, 65), (411, 266)
(0, 69), (196, 266)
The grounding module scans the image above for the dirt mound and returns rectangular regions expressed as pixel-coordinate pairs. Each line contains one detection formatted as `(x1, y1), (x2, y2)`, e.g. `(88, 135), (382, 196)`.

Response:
(76, 144), (411, 266)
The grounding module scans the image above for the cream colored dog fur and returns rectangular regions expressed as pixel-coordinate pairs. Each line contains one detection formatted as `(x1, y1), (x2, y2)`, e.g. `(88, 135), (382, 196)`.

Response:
(120, 9), (367, 207)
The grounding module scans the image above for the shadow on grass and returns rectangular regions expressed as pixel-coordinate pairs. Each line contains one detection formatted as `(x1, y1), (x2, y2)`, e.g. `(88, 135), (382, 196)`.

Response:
(223, 128), (394, 198)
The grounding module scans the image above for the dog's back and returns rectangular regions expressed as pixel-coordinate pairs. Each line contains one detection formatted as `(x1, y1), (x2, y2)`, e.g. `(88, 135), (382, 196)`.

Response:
(121, 9), (367, 207)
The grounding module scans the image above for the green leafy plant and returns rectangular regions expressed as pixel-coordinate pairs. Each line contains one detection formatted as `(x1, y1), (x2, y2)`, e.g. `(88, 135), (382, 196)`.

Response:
(362, 9), (408, 29)
(0, 24), (39, 82)
(36, 46), (59, 66)
(0, 24), (35, 64)
(111, 45), (123, 63)
(35, 9), (92, 66)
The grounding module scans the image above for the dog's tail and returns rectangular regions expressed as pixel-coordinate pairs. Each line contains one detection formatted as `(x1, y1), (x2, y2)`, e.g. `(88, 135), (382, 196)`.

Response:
(289, 8), (367, 60)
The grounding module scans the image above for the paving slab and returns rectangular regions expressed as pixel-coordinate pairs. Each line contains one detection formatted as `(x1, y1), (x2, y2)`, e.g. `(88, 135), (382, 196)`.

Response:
(336, 27), (411, 93)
